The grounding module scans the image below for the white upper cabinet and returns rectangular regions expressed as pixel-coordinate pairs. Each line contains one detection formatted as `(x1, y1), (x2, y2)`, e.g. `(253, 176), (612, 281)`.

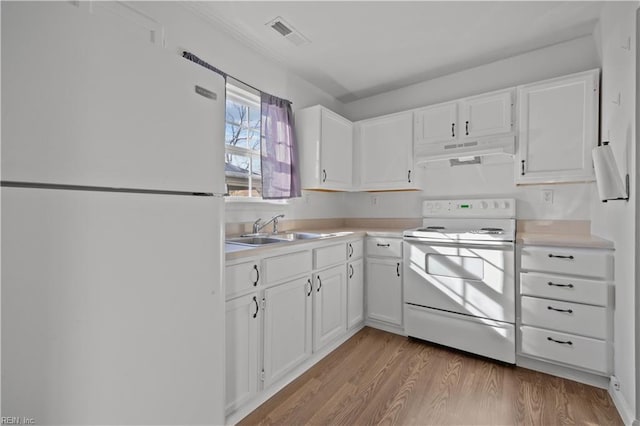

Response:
(414, 89), (513, 145)
(516, 69), (599, 185)
(296, 105), (353, 191)
(460, 90), (513, 139)
(356, 111), (415, 191)
(414, 102), (458, 145)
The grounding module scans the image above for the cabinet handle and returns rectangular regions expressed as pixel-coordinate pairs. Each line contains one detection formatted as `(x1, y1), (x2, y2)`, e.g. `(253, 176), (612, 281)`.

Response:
(377, 243), (390, 247)
(547, 305), (573, 314)
(408, 170), (412, 183)
(548, 281), (574, 288)
(451, 123), (455, 138)
(348, 243), (354, 258)
(306, 278), (312, 296)
(322, 169), (327, 182)
(547, 337), (573, 345)
(465, 120), (469, 136)
(349, 264), (354, 279)
(548, 254), (574, 260)
(317, 276), (322, 292)
(396, 262), (400, 277)
(252, 296), (259, 318)
(521, 160), (525, 176)
(253, 264), (259, 286)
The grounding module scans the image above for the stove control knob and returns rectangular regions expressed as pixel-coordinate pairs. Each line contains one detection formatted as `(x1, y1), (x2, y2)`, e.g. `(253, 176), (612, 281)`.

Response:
(492, 201), (500, 209)
(434, 202), (441, 210)
(479, 201), (488, 209)
(502, 201), (510, 209)
(426, 202), (433, 211)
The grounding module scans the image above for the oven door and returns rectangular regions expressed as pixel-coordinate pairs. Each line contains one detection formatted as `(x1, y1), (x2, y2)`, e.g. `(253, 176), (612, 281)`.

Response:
(403, 240), (515, 323)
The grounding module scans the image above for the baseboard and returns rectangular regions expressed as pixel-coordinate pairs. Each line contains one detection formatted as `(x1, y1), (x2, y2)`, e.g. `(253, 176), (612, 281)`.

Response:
(516, 355), (610, 389)
(225, 324), (365, 425)
(364, 319), (406, 336)
(608, 379), (636, 426)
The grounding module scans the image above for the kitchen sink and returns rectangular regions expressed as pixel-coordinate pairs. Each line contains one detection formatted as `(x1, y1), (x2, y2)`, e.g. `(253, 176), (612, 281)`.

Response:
(226, 236), (284, 246)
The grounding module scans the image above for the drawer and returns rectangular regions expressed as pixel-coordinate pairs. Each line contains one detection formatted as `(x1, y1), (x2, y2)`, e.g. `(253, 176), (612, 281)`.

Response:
(314, 243), (346, 269)
(226, 261), (260, 300)
(346, 239), (364, 261)
(521, 296), (607, 339)
(520, 272), (609, 306)
(264, 250), (312, 285)
(521, 246), (613, 279)
(367, 237), (402, 258)
(521, 326), (610, 374)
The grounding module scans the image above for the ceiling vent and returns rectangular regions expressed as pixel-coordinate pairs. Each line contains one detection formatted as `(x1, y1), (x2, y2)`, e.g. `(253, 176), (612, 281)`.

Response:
(266, 16), (310, 46)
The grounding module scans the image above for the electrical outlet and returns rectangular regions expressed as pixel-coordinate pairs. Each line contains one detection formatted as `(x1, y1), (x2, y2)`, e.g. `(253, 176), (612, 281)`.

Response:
(542, 189), (553, 204)
(611, 375), (621, 391)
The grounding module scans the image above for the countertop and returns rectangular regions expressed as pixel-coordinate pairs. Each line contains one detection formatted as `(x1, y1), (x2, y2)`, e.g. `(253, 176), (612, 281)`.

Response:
(516, 232), (614, 249)
(225, 227), (405, 261)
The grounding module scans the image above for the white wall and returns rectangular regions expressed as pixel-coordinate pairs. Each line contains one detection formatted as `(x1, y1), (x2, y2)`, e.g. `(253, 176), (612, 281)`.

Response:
(134, 2), (348, 222)
(341, 36), (600, 221)
(344, 35), (600, 121)
(590, 3), (638, 424)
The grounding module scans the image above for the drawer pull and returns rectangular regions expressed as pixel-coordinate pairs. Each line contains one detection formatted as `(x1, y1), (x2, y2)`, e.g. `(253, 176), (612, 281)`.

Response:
(253, 264), (260, 286)
(547, 337), (573, 345)
(348, 243), (354, 258)
(547, 306), (573, 314)
(548, 281), (574, 288)
(548, 254), (574, 260)
(377, 243), (390, 247)
(396, 262), (400, 277)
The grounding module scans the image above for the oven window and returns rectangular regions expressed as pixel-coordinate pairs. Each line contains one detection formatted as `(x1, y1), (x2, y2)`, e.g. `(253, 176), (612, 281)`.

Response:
(426, 254), (484, 280)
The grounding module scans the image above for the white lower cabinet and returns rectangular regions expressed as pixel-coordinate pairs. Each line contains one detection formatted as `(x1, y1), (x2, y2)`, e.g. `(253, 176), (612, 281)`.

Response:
(366, 257), (403, 326)
(347, 258), (364, 329)
(225, 293), (260, 414)
(313, 264), (347, 351)
(518, 244), (614, 376)
(263, 276), (313, 388)
(225, 237), (364, 418)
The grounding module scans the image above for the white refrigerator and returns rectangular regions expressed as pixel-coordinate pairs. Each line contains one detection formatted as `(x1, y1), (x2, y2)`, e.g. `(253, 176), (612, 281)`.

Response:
(2, 3), (225, 424)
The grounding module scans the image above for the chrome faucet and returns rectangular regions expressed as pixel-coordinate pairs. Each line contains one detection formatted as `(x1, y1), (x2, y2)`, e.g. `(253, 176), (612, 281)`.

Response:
(252, 214), (285, 234)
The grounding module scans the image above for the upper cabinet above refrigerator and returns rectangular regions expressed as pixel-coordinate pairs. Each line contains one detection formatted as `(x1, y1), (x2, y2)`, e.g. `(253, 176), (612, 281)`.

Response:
(1, 2), (226, 194)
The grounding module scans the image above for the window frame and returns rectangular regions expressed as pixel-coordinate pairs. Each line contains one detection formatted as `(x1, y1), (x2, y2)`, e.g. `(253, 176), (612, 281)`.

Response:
(224, 79), (262, 199)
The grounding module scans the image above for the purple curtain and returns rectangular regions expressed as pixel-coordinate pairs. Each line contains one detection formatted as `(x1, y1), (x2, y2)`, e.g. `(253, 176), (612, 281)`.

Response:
(260, 93), (301, 199)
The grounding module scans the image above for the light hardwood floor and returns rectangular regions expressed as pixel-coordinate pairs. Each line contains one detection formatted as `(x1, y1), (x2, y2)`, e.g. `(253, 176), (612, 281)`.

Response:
(238, 327), (622, 425)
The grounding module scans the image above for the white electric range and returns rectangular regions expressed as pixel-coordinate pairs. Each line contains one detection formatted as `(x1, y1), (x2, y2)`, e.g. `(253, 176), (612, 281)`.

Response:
(403, 198), (517, 363)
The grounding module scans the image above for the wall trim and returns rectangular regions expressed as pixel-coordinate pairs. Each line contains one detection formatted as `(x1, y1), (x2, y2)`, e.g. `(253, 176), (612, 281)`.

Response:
(609, 379), (637, 426)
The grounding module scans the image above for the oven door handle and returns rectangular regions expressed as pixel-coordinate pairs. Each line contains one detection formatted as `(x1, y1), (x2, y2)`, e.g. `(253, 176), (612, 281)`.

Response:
(403, 238), (514, 250)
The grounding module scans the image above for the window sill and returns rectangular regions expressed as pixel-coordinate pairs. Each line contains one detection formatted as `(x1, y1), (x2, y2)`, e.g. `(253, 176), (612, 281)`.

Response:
(225, 196), (289, 205)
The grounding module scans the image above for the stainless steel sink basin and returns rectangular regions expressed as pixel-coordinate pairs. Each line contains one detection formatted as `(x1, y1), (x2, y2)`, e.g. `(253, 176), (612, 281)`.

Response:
(226, 236), (284, 246)
(272, 232), (327, 241)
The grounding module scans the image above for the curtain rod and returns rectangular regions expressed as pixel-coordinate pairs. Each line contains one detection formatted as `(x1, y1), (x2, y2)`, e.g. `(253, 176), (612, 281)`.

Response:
(182, 50), (293, 105)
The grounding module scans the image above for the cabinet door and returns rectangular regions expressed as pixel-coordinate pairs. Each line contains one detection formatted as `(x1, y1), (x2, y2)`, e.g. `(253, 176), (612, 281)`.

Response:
(225, 294), (260, 414)
(366, 258), (403, 326)
(460, 90), (513, 139)
(263, 277), (313, 387)
(358, 112), (414, 190)
(516, 70), (599, 184)
(313, 265), (347, 351)
(414, 102), (458, 145)
(320, 109), (353, 190)
(347, 259), (364, 329)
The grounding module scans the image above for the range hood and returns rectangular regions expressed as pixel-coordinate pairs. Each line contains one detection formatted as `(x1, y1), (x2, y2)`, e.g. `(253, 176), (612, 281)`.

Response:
(415, 135), (515, 163)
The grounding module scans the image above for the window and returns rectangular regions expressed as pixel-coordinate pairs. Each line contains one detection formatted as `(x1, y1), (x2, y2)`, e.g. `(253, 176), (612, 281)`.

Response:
(225, 79), (262, 197)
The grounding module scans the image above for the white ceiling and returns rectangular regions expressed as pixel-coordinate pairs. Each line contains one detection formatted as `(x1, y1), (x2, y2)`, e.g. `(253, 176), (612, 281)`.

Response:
(188, 1), (603, 103)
